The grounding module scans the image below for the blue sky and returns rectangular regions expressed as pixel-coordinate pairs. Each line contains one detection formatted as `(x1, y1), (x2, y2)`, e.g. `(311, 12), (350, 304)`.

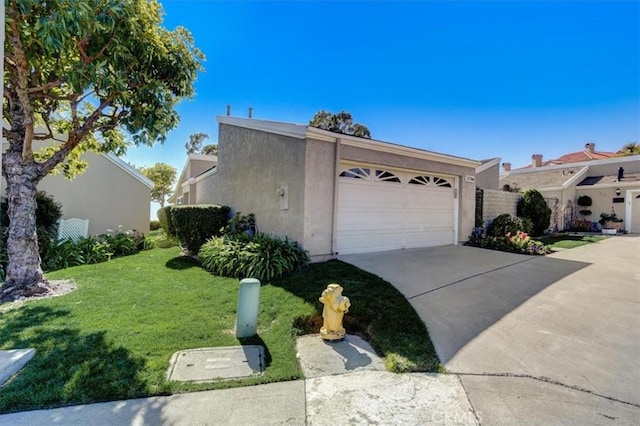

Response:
(123, 1), (640, 216)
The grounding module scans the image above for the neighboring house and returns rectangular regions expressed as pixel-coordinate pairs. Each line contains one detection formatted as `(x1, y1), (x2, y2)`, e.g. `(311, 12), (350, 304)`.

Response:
(513, 143), (616, 169)
(2, 140), (153, 235)
(475, 158), (501, 190)
(178, 115), (480, 261)
(500, 153), (640, 233)
(168, 153), (218, 205)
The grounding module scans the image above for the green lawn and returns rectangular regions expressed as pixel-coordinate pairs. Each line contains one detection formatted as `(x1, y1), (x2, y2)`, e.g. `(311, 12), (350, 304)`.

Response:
(537, 234), (609, 249)
(0, 247), (438, 413)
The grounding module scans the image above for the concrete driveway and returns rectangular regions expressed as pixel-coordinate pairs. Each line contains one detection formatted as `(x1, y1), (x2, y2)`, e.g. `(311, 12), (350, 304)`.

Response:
(340, 236), (640, 424)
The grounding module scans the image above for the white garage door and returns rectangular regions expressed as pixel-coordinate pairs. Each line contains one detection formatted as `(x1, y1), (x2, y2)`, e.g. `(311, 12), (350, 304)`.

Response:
(336, 165), (456, 255)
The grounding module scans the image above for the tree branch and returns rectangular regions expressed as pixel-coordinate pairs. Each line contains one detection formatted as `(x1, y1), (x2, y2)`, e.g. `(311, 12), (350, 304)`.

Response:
(6, 14), (36, 161)
(39, 92), (119, 176)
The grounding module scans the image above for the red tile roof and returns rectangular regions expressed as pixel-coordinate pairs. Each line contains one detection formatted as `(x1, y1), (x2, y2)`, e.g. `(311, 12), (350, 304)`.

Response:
(516, 148), (616, 169)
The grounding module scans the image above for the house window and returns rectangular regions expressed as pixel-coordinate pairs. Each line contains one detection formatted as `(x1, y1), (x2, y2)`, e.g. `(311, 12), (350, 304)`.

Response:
(339, 167), (370, 179)
(408, 175), (430, 185)
(375, 170), (401, 183)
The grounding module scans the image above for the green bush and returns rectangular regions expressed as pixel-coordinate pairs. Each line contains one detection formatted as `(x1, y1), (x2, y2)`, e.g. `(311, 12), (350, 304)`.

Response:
(225, 211), (257, 236)
(467, 231), (550, 255)
(487, 214), (533, 237)
(169, 204), (231, 254)
(157, 206), (175, 238)
(150, 220), (161, 231)
(41, 231), (152, 272)
(517, 190), (551, 236)
(199, 233), (310, 282)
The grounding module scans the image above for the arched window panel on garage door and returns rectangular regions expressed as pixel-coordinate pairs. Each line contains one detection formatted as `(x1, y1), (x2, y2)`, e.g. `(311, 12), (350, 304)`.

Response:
(375, 170), (401, 183)
(433, 177), (452, 188)
(408, 175), (430, 186)
(339, 167), (371, 180)
(408, 175), (453, 188)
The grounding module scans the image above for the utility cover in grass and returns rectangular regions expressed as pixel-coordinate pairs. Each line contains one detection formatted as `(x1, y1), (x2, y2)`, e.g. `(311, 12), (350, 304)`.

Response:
(167, 346), (265, 382)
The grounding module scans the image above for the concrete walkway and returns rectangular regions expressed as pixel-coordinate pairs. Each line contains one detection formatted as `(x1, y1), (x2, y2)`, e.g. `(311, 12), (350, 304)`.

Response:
(0, 335), (478, 425)
(341, 235), (640, 424)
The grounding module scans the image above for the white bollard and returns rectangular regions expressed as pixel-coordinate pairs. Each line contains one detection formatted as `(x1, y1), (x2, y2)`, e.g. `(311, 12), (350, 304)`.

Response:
(235, 278), (260, 338)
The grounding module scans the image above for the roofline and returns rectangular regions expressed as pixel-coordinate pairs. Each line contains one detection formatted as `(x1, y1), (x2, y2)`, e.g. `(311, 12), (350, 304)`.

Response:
(217, 115), (481, 169)
(168, 154), (219, 202)
(577, 180), (640, 190)
(104, 153), (154, 189)
(475, 157), (501, 173)
(507, 154), (640, 175)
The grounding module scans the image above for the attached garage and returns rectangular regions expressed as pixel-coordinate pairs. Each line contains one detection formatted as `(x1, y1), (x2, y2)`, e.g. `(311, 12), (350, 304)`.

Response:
(336, 163), (458, 255)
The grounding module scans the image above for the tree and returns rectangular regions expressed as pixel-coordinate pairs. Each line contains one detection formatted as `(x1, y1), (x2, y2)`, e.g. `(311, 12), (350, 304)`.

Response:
(2, 0), (203, 294)
(201, 144), (218, 156)
(617, 142), (640, 156)
(309, 110), (371, 138)
(185, 132), (209, 154)
(140, 163), (177, 208)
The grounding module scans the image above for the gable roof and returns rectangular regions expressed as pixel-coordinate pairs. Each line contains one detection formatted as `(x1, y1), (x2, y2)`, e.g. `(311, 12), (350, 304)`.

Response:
(217, 115), (481, 169)
(168, 153), (218, 203)
(500, 166), (589, 190)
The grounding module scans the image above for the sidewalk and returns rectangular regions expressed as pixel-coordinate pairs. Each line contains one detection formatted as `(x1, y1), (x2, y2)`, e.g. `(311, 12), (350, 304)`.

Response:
(0, 335), (478, 425)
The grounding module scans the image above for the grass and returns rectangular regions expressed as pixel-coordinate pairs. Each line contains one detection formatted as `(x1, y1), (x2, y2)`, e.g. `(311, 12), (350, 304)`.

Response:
(536, 234), (609, 249)
(0, 246), (438, 413)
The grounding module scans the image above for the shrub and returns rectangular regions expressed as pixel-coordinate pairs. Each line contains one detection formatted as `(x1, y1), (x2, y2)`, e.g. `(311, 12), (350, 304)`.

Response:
(41, 231), (151, 272)
(225, 211), (257, 237)
(487, 214), (533, 237)
(199, 233), (310, 282)
(150, 220), (161, 231)
(157, 206), (177, 239)
(517, 189), (551, 236)
(42, 239), (85, 271)
(466, 231), (551, 255)
(169, 204), (231, 254)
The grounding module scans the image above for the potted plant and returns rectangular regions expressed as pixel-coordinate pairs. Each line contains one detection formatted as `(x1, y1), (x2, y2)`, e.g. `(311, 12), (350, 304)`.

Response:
(599, 209), (623, 235)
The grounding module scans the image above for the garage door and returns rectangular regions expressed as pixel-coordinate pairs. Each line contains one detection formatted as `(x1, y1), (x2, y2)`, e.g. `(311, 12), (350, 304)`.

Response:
(336, 165), (456, 255)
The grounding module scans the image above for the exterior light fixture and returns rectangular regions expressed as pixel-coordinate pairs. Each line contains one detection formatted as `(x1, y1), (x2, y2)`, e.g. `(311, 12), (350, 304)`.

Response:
(615, 188), (621, 196)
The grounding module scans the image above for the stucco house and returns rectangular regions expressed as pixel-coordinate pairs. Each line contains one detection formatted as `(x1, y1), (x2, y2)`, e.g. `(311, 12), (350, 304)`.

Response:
(2, 142), (154, 235)
(168, 153), (218, 205)
(175, 115), (480, 261)
(499, 149), (640, 233)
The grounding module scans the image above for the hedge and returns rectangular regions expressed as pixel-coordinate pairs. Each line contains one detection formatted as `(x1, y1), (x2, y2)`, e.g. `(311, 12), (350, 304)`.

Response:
(168, 204), (230, 254)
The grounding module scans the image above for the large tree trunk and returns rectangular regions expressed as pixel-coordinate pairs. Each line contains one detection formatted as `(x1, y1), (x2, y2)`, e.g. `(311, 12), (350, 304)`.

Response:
(2, 149), (46, 295)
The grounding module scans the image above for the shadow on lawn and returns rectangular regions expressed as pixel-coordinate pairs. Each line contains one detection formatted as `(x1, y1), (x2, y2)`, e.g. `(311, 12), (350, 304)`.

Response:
(273, 260), (441, 372)
(0, 305), (149, 414)
(165, 256), (200, 270)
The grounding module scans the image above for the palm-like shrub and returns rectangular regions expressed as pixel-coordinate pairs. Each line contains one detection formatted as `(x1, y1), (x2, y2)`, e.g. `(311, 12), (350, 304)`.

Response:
(199, 233), (309, 282)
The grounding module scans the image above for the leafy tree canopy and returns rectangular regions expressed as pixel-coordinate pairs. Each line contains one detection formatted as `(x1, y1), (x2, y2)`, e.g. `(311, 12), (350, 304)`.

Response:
(617, 142), (640, 156)
(309, 110), (371, 139)
(201, 144), (218, 156)
(185, 132), (209, 154)
(2, 0), (204, 290)
(140, 162), (177, 208)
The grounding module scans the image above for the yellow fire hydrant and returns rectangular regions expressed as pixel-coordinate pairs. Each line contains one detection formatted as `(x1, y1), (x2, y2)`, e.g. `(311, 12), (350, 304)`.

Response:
(319, 284), (350, 341)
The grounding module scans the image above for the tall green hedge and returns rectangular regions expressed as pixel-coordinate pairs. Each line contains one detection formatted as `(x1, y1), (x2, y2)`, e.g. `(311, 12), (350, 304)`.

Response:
(169, 204), (230, 254)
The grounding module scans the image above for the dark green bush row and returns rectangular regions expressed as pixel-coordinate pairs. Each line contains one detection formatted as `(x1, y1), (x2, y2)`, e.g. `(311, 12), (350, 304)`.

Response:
(199, 233), (310, 282)
(164, 204), (230, 254)
(150, 220), (161, 231)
